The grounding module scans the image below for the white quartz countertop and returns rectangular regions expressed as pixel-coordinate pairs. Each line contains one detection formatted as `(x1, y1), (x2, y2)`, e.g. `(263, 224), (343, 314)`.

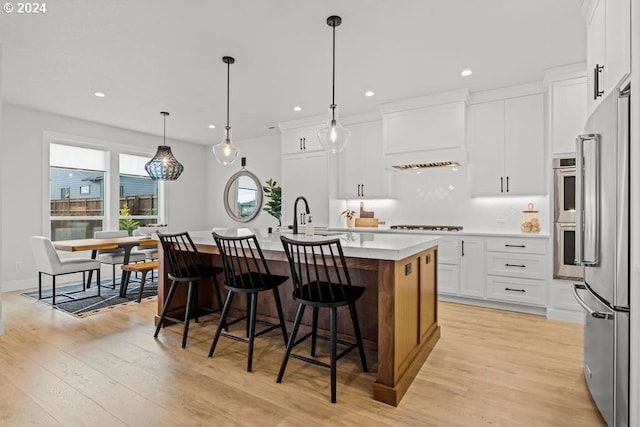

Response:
(327, 225), (550, 239)
(190, 228), (440, 261)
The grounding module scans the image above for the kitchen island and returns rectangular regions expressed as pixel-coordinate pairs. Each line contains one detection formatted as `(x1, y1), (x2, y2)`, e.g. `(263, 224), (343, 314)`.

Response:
(155, 229), (441, 406)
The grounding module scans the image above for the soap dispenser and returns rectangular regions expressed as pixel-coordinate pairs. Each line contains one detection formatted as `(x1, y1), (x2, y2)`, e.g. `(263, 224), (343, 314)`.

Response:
(305, 215), (315, 236)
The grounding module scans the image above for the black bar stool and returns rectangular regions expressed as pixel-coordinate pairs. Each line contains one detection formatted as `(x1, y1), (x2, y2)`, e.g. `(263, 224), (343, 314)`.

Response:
(209, 230), (289, 372)
(154, 231), (224, 348)
(278, 235), (368, 403)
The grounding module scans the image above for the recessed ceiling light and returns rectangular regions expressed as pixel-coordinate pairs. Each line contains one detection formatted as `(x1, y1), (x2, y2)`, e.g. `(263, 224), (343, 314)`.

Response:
(93, 91), (105, 98)
(460, 69), (473, 77)
(365, 90), (375, 97)
(293, 106), (302, 112)
(208, 124), (216, 129)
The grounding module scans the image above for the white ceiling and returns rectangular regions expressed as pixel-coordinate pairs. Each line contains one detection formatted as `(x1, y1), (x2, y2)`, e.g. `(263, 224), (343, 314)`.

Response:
(1, 0), (586, 145)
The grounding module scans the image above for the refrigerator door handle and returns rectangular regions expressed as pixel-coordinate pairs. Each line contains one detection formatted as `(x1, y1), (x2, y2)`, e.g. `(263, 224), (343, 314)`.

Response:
(572, 283), (613, 320)
(575, 134), (600, 266)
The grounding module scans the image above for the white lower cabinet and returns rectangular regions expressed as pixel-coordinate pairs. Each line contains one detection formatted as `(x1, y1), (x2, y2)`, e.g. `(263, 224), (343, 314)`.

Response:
(459, 237), (485, 298)
(485, 237), (547, 307)
(436, 236), (460, 295)
(435, 234), (549, 311)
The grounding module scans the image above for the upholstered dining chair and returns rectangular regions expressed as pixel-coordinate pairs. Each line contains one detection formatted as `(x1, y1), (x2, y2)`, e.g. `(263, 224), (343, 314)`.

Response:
(278, 235), (368, 403)
(94, 230), (146, 289)
(30, 236), (102, 306)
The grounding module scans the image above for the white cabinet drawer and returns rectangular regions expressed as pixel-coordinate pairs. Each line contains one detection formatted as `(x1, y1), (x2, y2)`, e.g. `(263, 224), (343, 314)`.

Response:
(437, 236), (459, 265)
(485, 237), (547, 255)
(486, 253), (546, 280)
(437, 264), (459, 295)
(486, 276), (546, 306)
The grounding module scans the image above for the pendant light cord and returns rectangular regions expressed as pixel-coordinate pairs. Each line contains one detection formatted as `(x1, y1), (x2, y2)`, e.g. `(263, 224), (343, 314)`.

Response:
(163, 114), (166, 145)
(331, 22), (336, 121)
(226, 60), (230, 129)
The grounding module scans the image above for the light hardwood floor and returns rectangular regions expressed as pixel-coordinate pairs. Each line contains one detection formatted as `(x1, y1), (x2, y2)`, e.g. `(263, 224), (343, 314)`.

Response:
(0, 291), (605, 427)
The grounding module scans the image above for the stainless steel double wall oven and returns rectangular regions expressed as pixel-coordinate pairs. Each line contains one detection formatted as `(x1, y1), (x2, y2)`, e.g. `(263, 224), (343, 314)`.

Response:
(553, 157), (583, 280)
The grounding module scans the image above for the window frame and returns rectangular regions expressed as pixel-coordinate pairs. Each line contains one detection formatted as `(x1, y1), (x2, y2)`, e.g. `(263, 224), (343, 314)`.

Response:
(43, 131), (167, 240)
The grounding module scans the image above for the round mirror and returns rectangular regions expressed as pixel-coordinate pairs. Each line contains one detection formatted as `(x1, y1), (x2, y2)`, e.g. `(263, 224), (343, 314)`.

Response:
(223, 170), (263, 223)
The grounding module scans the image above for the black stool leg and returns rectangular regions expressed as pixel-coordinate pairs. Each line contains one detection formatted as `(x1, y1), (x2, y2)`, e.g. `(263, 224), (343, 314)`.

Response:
(209, 291), (235, 357)
(137, 270), (148, 303)
(155, 280), (178, 338)
(97, 269), (101, 297)
(330, 307), (337, 403)
(245, 295), (251, 338)
(82, 272), (86, 291)
(181, 281), (196, 348)
(272, 287), (288, 345)
(277, 303), (306, 383)
(212, 275), (223, 313)
(52, 275), (56, 306)
(193, 281), (199, 323)
(311, 306), (319, 357)
(112, 264), (116, 289)
(247, 292), (258, 372)
(348, 301), (368, 372)
(38, 272), (42, 300)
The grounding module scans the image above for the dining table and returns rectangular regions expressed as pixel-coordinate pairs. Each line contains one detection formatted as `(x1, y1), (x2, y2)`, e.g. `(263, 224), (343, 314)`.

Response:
(53, 235), (158, 297)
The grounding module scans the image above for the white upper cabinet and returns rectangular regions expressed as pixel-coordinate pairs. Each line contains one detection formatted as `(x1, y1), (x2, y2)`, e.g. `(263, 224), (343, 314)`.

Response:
(281, 125), (323, 155)
(337, 120), (392, 199)
(469, 93), (545, 196)
(545, 66), (588, 155)
(380, 90), (468, 156)
(585, 0), (630, 114)
(281, 152), (329, 227)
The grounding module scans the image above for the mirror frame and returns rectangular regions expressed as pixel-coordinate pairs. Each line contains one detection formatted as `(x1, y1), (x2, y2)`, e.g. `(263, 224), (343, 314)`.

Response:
(223, 169), (263, 223)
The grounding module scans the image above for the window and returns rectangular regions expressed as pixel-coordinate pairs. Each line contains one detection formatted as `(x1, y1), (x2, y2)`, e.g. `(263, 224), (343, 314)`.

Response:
(49, 143), (106, 241)
(119, 153), (159, 234)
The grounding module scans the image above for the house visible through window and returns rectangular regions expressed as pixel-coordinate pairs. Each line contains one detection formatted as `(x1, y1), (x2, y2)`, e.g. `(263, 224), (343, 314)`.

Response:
(49, 143), (106, 241)
(119, 153), (159, 235)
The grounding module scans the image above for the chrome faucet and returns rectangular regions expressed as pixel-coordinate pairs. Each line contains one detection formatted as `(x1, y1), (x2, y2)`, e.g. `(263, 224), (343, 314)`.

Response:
(292, 196), (310, 234)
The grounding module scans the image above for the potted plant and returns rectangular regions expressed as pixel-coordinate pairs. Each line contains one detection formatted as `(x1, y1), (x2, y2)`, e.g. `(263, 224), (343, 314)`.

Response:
(263, 178), (282, 227)
(119, 203), (140, 236)
(341, 209), (357, 228)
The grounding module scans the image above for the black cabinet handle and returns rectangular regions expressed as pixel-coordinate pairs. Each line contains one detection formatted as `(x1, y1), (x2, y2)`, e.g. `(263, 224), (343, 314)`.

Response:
(505, 287), (526, 293)
(594, 64), (604, 100)
(500, 177), (504, 193)
(303, 137), (306, 150)
(506, 176), (509, 192)
(461, 240), (465, 257)
(361, 183), (365, 197)
(505, 244), (526, 248)
(299, 138), (302, 150)
(300, 213), (306, 225)
(505, 263), (526, 268)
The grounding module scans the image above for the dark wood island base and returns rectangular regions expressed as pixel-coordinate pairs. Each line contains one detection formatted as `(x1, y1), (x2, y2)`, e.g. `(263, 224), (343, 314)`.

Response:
(155, 232), (440, 406)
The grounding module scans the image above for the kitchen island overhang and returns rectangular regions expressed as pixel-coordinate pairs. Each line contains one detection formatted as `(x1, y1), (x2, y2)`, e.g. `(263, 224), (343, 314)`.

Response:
(155, 229), (441, 406)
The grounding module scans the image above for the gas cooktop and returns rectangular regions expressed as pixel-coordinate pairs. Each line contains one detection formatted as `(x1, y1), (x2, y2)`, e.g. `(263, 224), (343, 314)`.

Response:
(390, 225), (463, 232)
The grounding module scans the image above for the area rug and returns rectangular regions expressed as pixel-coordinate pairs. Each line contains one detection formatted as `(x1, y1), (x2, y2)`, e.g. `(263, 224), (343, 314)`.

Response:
(21, 278), (157, 318)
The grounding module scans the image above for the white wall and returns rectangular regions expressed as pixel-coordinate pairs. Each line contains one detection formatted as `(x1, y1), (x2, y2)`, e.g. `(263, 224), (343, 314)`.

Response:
(334, 166), (549, 234)
(206, 133), (281, 231)
(0, 45), (4, 335)
(1, 104), (211, 292)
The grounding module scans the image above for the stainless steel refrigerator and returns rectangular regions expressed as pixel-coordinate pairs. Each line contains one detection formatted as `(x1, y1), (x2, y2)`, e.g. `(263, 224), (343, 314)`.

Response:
(572, 83), (630, 427)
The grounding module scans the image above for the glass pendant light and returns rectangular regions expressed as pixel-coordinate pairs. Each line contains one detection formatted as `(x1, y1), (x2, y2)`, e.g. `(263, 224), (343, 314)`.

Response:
(213, 56), (239, 165)
(317, 15), (350, 154)
(145, 112), (184, 180)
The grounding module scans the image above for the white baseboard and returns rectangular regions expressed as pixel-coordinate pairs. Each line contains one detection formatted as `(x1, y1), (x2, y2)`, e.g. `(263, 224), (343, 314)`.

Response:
(438, 294), (547, 316)
(2, 278), (35, 293)
(546, 308), (585, 324)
